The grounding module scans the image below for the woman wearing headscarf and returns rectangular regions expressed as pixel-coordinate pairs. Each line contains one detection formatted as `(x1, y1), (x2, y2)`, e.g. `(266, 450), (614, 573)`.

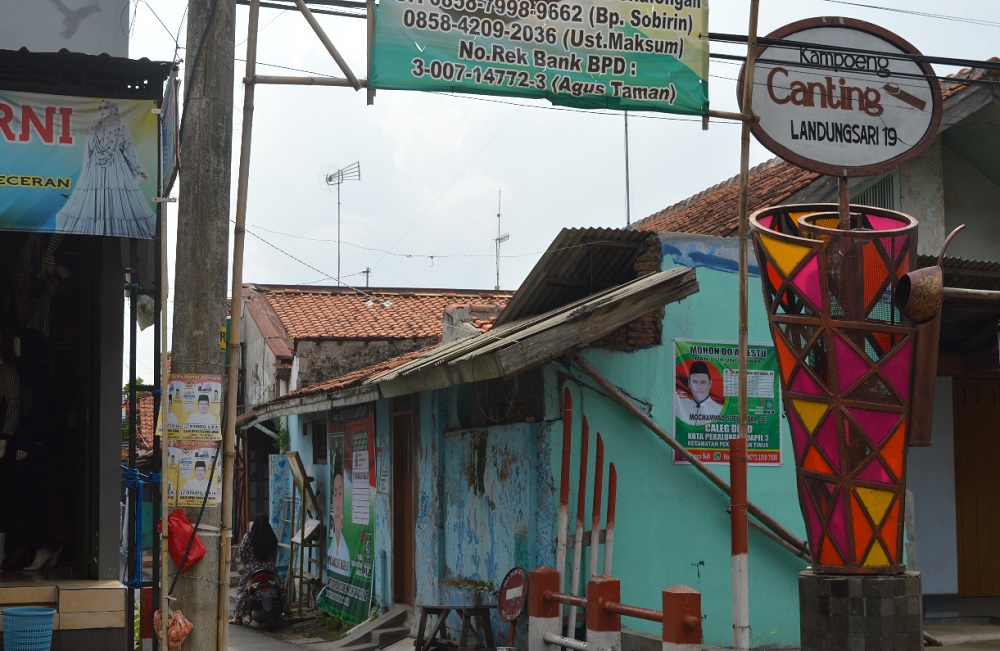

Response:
(230, 514), (285, 625)
(56, 99), (155, 238)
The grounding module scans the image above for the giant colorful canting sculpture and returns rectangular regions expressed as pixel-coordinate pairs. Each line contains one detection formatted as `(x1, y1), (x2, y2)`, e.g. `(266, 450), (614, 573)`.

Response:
(750, 203), (957, 574)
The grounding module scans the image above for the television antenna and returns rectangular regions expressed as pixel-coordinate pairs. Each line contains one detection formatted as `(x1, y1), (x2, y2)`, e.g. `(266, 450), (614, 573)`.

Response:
(495, 189), (509, 291)
(325, 161), (361, 285)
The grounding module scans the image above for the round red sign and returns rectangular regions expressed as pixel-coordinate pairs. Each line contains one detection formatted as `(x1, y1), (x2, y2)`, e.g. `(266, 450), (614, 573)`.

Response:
(738, 17), (942, 177)
(497, 567), (527, 622)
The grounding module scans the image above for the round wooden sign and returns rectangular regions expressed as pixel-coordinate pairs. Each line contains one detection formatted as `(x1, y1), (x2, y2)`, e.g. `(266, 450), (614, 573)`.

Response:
(738, 17), (942, 177)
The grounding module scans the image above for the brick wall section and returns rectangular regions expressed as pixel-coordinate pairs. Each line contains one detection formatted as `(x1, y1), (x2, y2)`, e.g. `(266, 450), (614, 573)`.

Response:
(595, 235), (664, 350)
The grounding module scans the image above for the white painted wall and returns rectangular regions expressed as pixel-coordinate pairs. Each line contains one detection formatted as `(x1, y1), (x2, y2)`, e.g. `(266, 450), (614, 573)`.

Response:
(942, 145), (1000, 261)
(907, 376), (958, 594)
(900, 138), (946, 256)
(241, 303), (280, 409)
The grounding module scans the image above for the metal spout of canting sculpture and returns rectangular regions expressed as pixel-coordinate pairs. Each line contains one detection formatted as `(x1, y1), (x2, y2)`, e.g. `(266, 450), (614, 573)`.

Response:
(750, 204), (961, 574)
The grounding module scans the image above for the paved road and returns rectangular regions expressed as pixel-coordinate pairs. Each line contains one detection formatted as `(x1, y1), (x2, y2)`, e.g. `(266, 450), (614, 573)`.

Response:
(229, 622), (305, 650)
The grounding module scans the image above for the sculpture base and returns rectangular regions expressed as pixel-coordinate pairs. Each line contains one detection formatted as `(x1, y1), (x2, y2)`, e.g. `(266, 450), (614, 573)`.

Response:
(799, 570), (922, 651)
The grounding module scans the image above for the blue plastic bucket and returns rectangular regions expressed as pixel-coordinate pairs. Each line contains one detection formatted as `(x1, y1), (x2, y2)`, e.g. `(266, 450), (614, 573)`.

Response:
(2, 607), (56, 651)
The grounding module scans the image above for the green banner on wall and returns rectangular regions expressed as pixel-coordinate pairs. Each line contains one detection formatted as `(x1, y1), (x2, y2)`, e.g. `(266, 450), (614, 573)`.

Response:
(370, 0), (709, 114)
(318, 424), (376, 624)
(673, 339), (782, 465)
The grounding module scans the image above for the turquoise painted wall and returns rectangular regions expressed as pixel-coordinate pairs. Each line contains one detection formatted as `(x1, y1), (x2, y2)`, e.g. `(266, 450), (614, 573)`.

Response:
(546, 239), (807, 648)
(401, 235), (806, 647)
(413, 388), (556, 645)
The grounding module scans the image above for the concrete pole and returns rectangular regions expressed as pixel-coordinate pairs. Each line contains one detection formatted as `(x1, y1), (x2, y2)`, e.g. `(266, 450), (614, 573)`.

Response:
(170, 0), (236, 648)
(220, 0), (262, 647)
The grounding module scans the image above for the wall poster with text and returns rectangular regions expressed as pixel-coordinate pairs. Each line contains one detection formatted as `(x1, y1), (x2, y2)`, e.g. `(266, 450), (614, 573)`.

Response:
(317, 407), (376, 624)
(159, 373), (224, 506)
(673, 339), (782, 465)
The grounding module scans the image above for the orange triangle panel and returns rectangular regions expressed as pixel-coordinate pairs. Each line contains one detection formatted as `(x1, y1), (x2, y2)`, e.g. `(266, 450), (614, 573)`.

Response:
(766, 261), (785, 294)
(896, 250), (911, 280)
(863, 243), (889, 308)
(882, 424), (906, 480)
(820, 535), (844, 566)
(879, 499), (901, 564)
(774, 331), (797, 385)
(851, 493), (873, 562)
(803, 446), (835, 476)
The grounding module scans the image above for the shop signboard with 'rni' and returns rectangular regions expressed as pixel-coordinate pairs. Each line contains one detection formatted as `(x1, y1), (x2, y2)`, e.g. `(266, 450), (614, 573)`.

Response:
(370, 0), (709, 115)
(738, 17), (942, 177)
(0, 91), (159, 237)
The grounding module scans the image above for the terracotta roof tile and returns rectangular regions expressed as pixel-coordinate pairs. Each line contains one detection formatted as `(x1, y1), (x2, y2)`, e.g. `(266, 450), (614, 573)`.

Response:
(249, 285), (514, 342)
(281, 346), (432, 399)
(940, 57), (1000, 99)
(632, 63), (994, 238)
(632, 158), (821, 237)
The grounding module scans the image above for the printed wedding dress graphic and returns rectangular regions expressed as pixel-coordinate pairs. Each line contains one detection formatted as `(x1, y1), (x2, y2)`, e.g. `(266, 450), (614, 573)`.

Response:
(56, 99), (155, 238)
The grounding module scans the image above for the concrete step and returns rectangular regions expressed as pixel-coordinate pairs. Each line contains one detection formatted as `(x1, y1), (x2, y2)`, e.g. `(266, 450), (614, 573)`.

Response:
(371, 625), (410, 648)
(332, 604), (413, 651)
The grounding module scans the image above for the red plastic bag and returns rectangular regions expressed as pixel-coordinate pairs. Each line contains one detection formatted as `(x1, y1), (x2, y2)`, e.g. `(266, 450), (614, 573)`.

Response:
(153, 609), (193, 650)
(160, 509), (206, 572)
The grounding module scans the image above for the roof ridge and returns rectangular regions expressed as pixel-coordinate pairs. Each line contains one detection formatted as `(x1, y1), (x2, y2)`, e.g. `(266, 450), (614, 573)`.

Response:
(633, 157), (785, 228)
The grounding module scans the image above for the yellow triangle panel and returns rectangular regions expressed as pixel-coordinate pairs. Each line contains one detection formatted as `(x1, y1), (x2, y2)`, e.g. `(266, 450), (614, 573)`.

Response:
(856, 487), (894, 526)
(864, 541), (891, 567)
(792, 399), (828, 435)
(759, 233), (813, 278)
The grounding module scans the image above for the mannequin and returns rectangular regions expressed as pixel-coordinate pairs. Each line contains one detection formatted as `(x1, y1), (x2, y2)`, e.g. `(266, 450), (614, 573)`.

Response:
(15, 329), (60, 571)
(0, 332), (22, 570)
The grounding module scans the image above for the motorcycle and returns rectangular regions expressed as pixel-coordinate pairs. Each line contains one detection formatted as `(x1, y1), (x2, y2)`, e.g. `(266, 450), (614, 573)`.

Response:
(246, 568), (284, 627)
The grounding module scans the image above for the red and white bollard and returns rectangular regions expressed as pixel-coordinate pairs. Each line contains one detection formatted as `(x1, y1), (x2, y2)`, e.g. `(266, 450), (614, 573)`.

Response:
(529, 568), (562, 651)
(587, 575), (621, 651)
(663, 585), (702, 651)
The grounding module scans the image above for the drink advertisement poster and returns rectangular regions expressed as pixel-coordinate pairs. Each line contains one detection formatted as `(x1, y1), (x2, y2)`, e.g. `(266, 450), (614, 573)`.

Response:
(317, 426), (376, 625)
(673, 339), (782, 465)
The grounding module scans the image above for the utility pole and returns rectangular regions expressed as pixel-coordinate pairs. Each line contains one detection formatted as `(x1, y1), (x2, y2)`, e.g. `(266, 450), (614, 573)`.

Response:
(169, 0), (236, 649)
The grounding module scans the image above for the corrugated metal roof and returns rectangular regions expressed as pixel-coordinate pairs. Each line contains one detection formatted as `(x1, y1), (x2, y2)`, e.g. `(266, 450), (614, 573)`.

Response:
(367, 265), (698, 396)
(0, 48), (172, 99)
(495, 227), (658, 326)
(922, 254), (1000, 358)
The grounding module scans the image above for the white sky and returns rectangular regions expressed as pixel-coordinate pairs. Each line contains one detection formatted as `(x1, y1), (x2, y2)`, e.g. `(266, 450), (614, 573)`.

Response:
(122, 0), (1000, 382)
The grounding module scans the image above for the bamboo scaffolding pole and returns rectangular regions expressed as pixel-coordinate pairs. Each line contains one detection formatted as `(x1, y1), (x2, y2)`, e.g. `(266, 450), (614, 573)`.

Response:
(734, 1), (761, 648)
(219, 0), (261, 646)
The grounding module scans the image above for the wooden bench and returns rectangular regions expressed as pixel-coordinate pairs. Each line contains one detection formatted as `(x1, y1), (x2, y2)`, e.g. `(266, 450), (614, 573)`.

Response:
(415, 604), (496, 651)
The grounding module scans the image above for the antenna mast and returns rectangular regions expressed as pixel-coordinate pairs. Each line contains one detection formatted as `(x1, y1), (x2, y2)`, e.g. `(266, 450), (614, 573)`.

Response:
(494, 189), (509, 291)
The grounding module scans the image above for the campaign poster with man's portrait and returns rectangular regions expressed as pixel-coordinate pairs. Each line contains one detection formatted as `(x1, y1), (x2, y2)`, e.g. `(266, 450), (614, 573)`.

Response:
(317, 417), (376, 625)
(673, 339), (782, 465)
(171, 440), (222, 507)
